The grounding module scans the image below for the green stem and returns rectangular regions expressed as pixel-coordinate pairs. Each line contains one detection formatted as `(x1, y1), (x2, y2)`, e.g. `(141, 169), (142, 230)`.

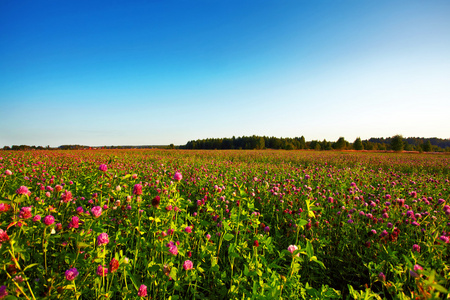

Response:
(43, 227), (48, 275)
(295, 225), (300, 246)
(102, 245), (106, 293)
(134, 213), (142, 270)
(73, 280), (79, 300)
(217, 233), (224, 257)
(0, 177), (7, 194)
(4, 256), (32, 300)
(280, 279), (285, 299)
(8, 249), (37, 300)
(288, 258), (295, 279)
(60, 201), (70, 224)
(186, 271), (191, 296)
(108, 272), (116, 295)
(124, 268), (129, 292)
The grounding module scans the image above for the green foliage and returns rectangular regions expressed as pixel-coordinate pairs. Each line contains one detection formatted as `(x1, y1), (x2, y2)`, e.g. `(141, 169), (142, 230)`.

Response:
(353, 137), (364, 150)
(332, 137), (349, 150)
(184, 135), (307, 150)
(422, 140), (432, 152)
(391, 134), (404, 152)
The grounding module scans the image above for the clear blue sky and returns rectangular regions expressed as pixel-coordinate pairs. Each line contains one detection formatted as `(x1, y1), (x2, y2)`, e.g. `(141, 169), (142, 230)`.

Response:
(1, 0), (449, 147)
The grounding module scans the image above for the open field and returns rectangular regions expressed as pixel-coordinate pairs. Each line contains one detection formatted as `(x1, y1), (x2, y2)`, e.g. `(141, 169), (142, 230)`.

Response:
(0, 149), (449, 299)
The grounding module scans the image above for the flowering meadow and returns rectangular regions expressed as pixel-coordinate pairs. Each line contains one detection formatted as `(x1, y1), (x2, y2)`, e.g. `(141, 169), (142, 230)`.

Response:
(0, 149), (449, 299)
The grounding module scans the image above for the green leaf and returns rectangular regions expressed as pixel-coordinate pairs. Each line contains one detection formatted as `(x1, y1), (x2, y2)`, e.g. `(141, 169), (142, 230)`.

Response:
(23, 263), (39, 272)
(292, 262), (301, 273)
(148, 264), (160, 272)
(223, 222), (231, 231)
(429, 283), (448, 293)
(77, 242), (89, 248)
(211, 256), (218, 267)
(169, 267), (178, 281)
(347, 284), (356, 297)
(223, 233), (234, 241)
(62, 284), (74, 291)
(128, 272), (139, 290)
(244, 265), (249, 276)
(402, 255), (413, 269)
(306, 241), (314, 258)
(305, 199), (311, 209)
(296, 219), (308, 227)
(211, 264), (219, 272)
(310, 256), (326, 269)
(13, 195), (26, 203)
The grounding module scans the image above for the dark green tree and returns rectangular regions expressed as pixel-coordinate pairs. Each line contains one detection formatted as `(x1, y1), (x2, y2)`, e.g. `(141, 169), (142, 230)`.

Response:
(353, 137), (364, 150)
(404, 143), (413, 151)
(321, 139), (333, 150)
(422, 140), (432, 152)
(333, 137), (348, 150)
(222, 138), (233, 149)
(391, 135), (404, 152)
(309, 140), (319, 150)
(297, 136), (306, 149)
(257, 136), (265, 149)
(363, 141), (374, 150)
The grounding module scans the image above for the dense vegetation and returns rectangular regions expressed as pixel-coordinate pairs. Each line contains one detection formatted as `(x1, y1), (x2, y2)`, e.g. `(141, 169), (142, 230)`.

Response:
(4, 135), (450, 153)
(0, 150), (449, 299)
(183, 135), (450, 152)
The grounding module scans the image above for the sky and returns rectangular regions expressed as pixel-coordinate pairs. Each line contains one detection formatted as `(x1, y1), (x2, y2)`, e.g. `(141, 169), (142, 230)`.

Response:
(1, 0), (449, 147)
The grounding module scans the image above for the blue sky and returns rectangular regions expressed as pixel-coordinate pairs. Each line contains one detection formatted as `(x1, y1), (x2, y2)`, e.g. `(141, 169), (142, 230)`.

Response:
(1, 0), (449, 147)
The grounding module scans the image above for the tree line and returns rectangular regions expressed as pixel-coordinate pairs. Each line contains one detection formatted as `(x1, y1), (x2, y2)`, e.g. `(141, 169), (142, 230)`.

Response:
(1, 145), (174, 151)
(184, 136), (306, 150)
(182, 135), (450, 152)
(2, 135), (449, 152)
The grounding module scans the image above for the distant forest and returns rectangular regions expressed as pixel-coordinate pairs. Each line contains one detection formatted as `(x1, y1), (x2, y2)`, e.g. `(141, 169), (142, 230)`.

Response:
(3, 136), (450, 152)
(183, 135), (450, 152)
(1, 145), (171, 151)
